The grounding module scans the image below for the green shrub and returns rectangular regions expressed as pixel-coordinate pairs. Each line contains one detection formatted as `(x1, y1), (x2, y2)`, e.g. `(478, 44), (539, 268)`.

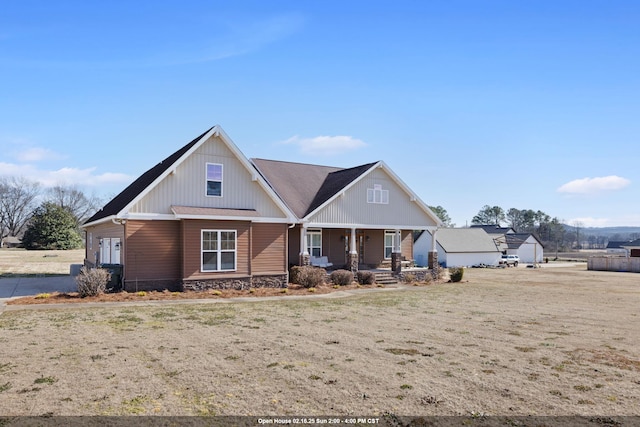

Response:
(75, 267), (110, 297)
(356, 271), (376, 285)
(330, 269), (354, 286)
(449, 267), (464, 283)
(290, 266), (326, 288)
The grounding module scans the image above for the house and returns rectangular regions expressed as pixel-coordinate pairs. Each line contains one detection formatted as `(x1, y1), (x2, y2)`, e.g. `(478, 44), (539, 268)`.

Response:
(502, 233), (544, 264)
(83, 126), (442, 292)
(607, 240), (632, 255)
(414, 228), (502, 268)
(622, 239), (640, 257)
(1, 236), (21, 248)
(470, 225), (515, 253)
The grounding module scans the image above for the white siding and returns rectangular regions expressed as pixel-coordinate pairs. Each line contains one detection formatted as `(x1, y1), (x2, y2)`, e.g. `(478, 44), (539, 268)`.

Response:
(129, 135), (287, 219)
(414, 232), (501, 267)
(307, 168), (437, 227)
(508, 236), (544, 263)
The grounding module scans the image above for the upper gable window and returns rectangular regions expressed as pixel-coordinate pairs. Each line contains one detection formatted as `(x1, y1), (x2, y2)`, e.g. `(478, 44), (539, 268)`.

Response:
(367, 184), (389, 204)
(206, 163), (223, 197)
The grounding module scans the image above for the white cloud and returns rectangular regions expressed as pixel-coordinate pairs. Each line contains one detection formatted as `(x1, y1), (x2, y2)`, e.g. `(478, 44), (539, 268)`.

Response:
(15, 147), (65, 162)
(557, 175), (631, 195)
(282, 135), (367, 156)
(567, 217), (612, 227)
(0, 163), (132, 189)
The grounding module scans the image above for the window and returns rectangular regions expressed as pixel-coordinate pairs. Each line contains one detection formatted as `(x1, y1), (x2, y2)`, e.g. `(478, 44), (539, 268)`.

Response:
(202, 230), (236, 271)
(306, 229), (322, 257)
(367, 184), (389, 204)
(206, 163), (223, 197)
(384, 230), (398, 259)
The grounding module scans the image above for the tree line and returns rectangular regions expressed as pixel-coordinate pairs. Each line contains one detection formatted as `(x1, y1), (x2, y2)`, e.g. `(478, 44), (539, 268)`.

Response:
(0, 176), (103, 250)
(429, 204), (618, 251)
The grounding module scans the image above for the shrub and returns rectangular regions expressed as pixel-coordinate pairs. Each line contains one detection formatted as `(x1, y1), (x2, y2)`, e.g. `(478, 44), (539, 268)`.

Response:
(403, 273), (416, 283)
(330, 269), (354, 286)
(290, 265), (326, 288)
(449, 267), (464, 283)
(356, 271), (376, 285)
(75, 267), (110, 297)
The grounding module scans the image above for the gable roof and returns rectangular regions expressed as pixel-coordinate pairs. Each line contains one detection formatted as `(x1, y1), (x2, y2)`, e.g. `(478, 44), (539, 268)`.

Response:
(606, 240), (632, 249)
(471, 225), (515, 235)
(252, 159), (377, 219)
(85, 127), (213, 225)
(432, 228), (500, 253)
(84, 126), (295, 226)
(504, 233), (544, 249)
(622, 239), (640, 248)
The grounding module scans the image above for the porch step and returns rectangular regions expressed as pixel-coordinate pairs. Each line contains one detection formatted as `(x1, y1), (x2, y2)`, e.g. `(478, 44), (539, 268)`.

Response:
(374, 272), (399, 286)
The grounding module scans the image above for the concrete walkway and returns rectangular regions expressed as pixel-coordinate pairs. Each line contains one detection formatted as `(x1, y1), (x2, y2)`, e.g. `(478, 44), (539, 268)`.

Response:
(0, 276), (76, 304)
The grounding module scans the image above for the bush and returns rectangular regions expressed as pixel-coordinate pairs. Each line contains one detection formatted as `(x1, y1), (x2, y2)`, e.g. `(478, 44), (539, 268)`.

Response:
(290, 265), (326, 288)
(449, 267), (464, 283)
(403, 273), (417, 283)
(76, 267), (110, 297)
(330, 269), (354, 286)
(356, 271), (376, 285)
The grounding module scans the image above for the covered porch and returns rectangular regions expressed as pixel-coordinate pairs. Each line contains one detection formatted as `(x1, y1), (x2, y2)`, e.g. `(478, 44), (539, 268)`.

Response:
(289, 225), (438, 272)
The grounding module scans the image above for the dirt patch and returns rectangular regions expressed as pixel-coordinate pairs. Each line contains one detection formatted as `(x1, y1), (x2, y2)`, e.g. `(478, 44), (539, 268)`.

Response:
(1, 266), (639, 417)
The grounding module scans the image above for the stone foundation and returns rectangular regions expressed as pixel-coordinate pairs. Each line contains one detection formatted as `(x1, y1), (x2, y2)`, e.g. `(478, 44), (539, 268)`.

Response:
(123, 279), (182, 293)
(349, 253), (359, 272)
(182, 274), (288, 291)
(391, 252), (402, 274)
(299, 253), (310, 266)
(428, 251), (438, 269)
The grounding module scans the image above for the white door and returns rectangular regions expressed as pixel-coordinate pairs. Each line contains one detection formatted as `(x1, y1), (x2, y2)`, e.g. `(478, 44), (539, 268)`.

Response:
(111, 238), (121, 264)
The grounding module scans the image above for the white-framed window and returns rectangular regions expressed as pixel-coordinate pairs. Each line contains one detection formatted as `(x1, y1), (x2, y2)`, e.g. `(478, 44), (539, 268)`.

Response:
(367, 184), (389, 204)
(206, 163), (223, 197)
(306, 229), (322, 257)
(384, 230), (398, 259)
(201, 230), (236, 272)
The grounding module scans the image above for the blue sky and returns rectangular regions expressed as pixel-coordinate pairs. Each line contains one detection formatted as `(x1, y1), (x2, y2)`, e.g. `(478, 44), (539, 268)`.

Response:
(1, 1), (639, 227)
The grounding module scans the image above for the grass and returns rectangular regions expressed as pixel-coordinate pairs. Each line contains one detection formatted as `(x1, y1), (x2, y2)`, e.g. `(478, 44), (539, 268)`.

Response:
(0, 248), (84, 277)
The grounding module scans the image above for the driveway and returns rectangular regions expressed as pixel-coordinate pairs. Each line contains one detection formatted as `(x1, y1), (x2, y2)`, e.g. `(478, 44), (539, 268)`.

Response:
(0, 276), (76, 305)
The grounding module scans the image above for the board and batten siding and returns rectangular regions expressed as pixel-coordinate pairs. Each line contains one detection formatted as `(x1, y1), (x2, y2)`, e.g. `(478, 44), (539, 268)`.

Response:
(129, 135), (287, 219)
(84, 222), (125, 266)
(307, 168), (436, 228)
(124, 220), (181, 284)
(251, 223), (287, 274)
(181, 220), (251, 280)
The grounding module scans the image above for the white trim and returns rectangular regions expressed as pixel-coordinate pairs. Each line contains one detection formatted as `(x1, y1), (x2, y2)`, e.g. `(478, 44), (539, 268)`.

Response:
(115, 125), (297, 223)
(305, 222), (437, 230)
(302, 161), (443, 227)
(201, 229), (237, 272)
(306, 228), (322, 257)
(205, 162), (223, 198)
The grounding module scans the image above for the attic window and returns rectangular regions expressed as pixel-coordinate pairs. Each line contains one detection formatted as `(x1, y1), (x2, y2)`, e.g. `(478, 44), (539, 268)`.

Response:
(367, 184), (389, 204)
(206, 163), (223, 197)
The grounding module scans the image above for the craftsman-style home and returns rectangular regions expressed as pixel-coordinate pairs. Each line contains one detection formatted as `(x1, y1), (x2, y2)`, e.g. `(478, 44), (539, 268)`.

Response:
(83, 126), (441, 291)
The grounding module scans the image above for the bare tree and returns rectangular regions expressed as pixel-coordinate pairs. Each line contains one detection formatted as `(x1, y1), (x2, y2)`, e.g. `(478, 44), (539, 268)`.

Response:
(0, 177), (41, 245)
(46, 185), (104, 228)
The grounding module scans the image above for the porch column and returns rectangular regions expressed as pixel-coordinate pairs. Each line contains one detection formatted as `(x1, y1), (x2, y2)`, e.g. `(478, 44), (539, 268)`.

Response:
(391, 229), (402, 274)
(349, 227), (358, 272)
(299, 226), (310, 266)
(428, 228), (439, 270)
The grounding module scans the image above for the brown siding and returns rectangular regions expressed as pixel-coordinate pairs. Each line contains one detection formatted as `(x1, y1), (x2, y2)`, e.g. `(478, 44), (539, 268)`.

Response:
(327, 229), (347, 268)
(84, 222), (125, 266)
(402, 230), (413, 261)
(364, 229), (385, 266)
(252, 223), (287, 274)
(124, 220), (181, 284)
(288, 226), (301, 266)
(181, 220), (250, 279)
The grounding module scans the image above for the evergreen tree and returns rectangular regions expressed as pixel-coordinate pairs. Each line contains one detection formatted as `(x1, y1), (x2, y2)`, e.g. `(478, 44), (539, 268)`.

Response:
(22, 202), (83, 250)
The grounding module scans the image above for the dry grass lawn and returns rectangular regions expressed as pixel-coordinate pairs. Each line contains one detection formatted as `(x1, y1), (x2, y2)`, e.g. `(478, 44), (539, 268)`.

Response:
(0, 249), (84, 277)
(1, 264), (639, 418)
